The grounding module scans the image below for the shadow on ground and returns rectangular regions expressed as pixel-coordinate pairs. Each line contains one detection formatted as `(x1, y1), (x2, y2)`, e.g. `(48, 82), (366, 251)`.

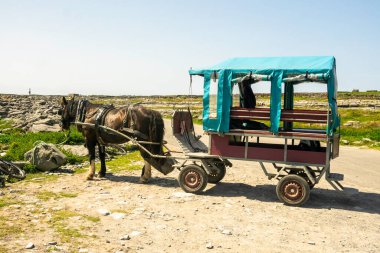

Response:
(106, 173), (380, 215)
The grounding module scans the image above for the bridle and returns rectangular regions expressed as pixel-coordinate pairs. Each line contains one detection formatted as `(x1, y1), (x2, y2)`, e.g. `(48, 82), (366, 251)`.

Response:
(59, 100), (77, 129)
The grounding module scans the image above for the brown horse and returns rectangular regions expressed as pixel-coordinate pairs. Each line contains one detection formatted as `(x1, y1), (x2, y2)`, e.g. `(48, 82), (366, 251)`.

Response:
(59, 97), (175, 182)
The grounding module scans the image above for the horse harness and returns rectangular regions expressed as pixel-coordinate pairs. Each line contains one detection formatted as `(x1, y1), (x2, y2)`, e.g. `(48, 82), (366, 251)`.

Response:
(74, 100), (150, 145)
(95, 104), (115, 145)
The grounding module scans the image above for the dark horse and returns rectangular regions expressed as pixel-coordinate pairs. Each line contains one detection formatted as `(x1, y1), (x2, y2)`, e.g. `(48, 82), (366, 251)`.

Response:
(59, 97), (175, 182)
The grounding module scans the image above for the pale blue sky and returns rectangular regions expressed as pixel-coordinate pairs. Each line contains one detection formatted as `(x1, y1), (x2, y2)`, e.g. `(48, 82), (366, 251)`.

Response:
(0, 0), (379, 95)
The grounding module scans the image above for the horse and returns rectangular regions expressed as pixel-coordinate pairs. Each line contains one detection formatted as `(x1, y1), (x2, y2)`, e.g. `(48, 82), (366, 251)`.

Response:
(59, 97), (175, 182)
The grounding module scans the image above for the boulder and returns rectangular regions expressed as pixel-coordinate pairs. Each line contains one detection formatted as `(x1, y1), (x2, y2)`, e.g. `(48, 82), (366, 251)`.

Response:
(24, 142), (67, 171)
(33, 118), (57, 126)
(62, 145), (88, 156)
(29, 124), (61, 133)
(343, 121), (360, 127)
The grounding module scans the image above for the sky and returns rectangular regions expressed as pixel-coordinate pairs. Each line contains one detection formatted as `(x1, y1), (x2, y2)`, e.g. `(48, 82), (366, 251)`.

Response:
(0, 0), (379, 95)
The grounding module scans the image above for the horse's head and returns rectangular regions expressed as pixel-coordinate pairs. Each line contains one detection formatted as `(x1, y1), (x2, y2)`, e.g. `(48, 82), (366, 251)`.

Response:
(58, 97), (76, 130)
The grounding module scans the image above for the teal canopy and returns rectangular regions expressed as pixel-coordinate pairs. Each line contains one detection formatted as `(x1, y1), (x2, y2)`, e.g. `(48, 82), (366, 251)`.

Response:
(189, 56), (339, 135)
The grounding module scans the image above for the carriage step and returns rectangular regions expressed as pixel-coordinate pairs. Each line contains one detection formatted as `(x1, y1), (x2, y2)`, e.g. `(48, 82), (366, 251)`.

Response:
(267, 173), (277, 179)
(327, 173), (344, 181)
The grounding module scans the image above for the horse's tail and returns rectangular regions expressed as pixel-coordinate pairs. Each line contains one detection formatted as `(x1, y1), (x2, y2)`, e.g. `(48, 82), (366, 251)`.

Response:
(149, 110), (165, 154)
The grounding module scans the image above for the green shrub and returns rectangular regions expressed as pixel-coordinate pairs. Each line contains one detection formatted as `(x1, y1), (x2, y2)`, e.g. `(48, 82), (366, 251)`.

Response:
(66, 127), (85, 145)
(22, 163), (38, 173)
(61, 149), (87, 164)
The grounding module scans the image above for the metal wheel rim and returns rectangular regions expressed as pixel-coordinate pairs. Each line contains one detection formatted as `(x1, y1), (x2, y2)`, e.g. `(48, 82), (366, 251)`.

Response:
(184, 170), (202, 189)
(282, 181), (304, 202)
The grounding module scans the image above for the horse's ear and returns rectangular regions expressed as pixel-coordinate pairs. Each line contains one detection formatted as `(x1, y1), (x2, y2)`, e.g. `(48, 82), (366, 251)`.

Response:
(61, 97), (67, 106)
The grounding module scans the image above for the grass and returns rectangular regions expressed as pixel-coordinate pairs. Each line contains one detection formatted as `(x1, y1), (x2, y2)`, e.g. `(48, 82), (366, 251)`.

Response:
(50, 210), (86, 242)
(49, 209), (99, 244)
(338, 108), (380, 148)
(0, 216), (23, 239)
(36, 190), (78, 201)
(94, 150), (143, 173)
(24, 173), (60, 183)
(0, 122), (84, 162)
(110, 208), (132, 214)
(0, 196), (21, 209)
(61, 149), (87, 165)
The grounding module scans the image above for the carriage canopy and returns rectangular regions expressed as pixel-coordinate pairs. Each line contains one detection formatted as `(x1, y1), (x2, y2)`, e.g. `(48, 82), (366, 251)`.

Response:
(189, 56), (339, 135)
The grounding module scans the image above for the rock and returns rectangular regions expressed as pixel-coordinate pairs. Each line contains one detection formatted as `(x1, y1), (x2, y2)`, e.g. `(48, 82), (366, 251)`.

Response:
(97, 209), (110, 216)
(353, 141), (362, 145)
(62, 145), (88, 156)
(48, 241), (57, 245)
(206, 242), (214, 249)
(343, 121), (360, 127)
(222, 229), (232, 235)
(120, 235), (131, 240)
(110, 213), (126, 220)
(78, 249), (88, 253)
(24, 142), (67, 171)
(25, 242), (35, 249)
(129, 231), (142, 237)
(33, 118), (57, 126)
(362, 138), (372, 143)
(307, 241), (316, 245)
(29, 123), (61, 133)
(342, 140), (349, 144)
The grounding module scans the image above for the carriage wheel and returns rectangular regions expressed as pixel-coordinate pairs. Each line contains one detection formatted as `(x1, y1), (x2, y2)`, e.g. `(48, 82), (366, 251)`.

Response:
(276, 175), (310, 206)
(206, 160), (226, 184)
(289, 167), (316, 189)
(178, 165), (208, 194)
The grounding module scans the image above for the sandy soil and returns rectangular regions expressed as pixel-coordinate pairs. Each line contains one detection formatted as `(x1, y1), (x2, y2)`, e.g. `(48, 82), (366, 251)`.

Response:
(0, 120), (379, 253)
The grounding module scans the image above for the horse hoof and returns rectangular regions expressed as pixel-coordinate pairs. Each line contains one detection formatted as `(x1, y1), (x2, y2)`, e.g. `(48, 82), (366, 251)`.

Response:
(86, 174), (94, 180)
(138, 178), (149, 184)
(97, 173), (106, 178)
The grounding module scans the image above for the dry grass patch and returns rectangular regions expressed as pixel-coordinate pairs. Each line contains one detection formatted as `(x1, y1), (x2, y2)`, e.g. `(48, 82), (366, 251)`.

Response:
(49, 209), (99, 244)
(36, 191), (78, 201)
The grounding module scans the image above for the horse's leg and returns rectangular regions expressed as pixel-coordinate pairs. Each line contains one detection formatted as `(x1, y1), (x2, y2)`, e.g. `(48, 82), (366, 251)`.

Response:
(86, 140), (96, 180)
(98, 144), (106, 178)
(138, 160), (151, 183)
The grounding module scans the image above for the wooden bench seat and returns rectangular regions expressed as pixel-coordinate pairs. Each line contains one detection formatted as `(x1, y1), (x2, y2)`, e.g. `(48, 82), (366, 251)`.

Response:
(230, 108), (329, 124)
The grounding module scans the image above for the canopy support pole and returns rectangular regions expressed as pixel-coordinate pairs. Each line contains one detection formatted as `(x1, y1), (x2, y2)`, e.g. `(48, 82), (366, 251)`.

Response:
(283, 83), (294, 131)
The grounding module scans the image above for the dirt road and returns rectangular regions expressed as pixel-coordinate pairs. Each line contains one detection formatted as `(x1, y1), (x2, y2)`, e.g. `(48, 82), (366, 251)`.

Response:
(0, 120), (379, 253)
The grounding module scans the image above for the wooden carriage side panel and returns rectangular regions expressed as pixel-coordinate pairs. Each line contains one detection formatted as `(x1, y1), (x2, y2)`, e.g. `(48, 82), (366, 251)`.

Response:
(246, 146), (284, 161)
(210, 133), (326, 165)
(210, 134), (284, 161)
(210, 134), (245, 158)
(287, 150), (326, 164)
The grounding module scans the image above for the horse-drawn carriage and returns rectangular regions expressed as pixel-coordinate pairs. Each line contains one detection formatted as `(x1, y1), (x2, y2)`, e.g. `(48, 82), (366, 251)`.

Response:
(179, 56), (343, 206)
(63, 56), (346, 206)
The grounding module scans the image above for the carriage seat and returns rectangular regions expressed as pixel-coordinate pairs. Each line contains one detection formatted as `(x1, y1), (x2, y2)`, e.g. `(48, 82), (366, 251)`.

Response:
(172, 110), (208, 153)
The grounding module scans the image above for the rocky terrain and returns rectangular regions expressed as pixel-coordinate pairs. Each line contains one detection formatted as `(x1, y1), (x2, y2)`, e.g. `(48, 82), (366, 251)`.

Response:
(0, 93), (379, 252)
(0, 95), (62, 132)
(1, 93), (379, 134)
